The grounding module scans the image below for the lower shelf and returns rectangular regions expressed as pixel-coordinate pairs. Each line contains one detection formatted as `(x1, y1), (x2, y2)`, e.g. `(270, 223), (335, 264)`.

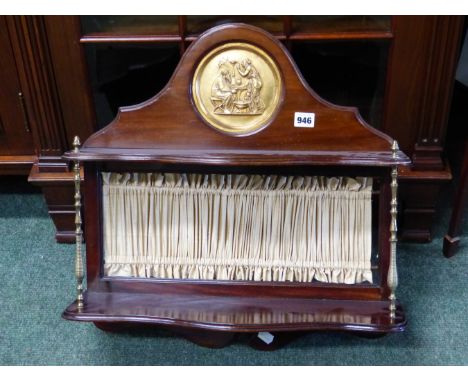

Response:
(63, 291), (406, 334)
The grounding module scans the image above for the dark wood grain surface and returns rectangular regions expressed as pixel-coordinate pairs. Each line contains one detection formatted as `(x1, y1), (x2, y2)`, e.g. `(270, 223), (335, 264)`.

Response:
(64, 292), (406, 333)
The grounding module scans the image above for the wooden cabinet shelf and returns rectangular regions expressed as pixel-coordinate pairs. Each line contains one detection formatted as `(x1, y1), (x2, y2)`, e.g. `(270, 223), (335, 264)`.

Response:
(79, 15), (394, 44)
(80, 31), (393, 44)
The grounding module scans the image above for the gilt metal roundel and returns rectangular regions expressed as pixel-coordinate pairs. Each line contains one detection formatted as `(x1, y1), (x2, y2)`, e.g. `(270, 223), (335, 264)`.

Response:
(192, 42), (283, 135)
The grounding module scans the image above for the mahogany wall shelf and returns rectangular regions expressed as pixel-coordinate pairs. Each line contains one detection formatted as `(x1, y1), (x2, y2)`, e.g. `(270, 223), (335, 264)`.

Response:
(62, 23), (411, 348)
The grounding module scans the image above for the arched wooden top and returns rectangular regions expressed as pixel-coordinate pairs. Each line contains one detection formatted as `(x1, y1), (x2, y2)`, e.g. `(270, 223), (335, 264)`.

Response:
(65, 23), (410, 167)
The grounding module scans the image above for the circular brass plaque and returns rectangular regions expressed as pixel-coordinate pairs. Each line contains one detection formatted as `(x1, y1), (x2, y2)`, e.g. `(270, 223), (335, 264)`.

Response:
(192, 42), (283, 135)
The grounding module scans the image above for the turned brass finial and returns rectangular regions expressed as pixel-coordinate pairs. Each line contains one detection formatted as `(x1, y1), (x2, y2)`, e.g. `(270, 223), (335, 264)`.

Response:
(392, 140), (399, 159)
(73, 136), (81, 152)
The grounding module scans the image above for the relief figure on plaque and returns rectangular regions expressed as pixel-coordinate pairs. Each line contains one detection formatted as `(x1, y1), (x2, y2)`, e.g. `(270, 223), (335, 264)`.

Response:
(211, 57), (265, 115)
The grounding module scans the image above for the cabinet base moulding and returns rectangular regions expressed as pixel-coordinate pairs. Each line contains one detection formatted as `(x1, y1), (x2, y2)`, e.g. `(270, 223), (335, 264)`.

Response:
(0, 155), (36, 175)
(398, 163), (452, 243)
(28, 162), (83, 243)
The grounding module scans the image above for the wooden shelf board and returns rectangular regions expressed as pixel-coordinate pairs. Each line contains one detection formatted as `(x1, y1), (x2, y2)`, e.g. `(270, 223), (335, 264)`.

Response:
(63, 291), (406, 333)
(80, 30), (393, 44)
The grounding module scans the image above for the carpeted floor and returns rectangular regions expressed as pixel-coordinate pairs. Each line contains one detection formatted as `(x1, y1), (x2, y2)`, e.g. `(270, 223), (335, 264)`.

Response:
(0, 176), (467, 365)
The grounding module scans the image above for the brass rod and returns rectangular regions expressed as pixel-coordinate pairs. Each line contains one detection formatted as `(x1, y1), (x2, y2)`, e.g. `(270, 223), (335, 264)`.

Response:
(388, 140), (399, 321)
(73, 136), (84, 310)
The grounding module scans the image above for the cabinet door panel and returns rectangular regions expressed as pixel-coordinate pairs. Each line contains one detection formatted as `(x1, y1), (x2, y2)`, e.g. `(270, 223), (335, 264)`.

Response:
(0, 16), (34, 156)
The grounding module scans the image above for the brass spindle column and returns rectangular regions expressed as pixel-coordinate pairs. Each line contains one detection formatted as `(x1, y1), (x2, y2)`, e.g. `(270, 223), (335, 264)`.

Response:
(388, 140), (399, 320)
(73, 136), (84, 310)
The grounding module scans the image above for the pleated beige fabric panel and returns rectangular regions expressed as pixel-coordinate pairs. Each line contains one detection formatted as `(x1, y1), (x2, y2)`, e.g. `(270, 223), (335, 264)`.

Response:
(102, 172), (373, 284)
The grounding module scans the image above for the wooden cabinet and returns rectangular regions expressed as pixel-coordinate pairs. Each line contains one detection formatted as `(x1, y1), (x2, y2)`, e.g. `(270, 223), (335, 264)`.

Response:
(0, 15), (463, 243)
(2, 16), (95, 241)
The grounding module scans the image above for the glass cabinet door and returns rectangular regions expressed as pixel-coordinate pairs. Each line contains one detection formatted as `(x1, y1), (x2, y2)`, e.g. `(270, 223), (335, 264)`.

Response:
(80, 16), (391, 131)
